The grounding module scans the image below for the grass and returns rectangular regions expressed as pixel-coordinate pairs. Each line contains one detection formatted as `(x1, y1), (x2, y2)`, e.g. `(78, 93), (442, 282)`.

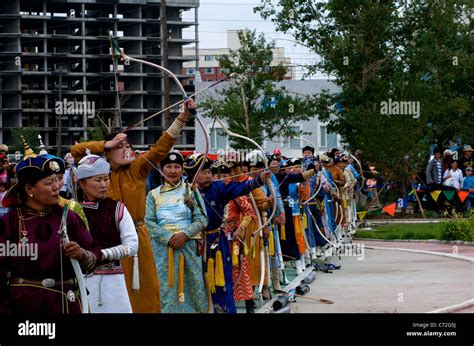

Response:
(355, 223), (446, 240)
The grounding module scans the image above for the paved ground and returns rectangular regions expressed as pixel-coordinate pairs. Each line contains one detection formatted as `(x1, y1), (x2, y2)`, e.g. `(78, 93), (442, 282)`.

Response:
(290, 246), (473, 313)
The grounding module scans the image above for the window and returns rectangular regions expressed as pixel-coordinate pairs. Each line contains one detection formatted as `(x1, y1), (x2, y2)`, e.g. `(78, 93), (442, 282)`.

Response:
(220, 68), (230, 74)
(320, 126), (338, 148)
(285, 126), (301, 149)
(204, 55), (214, 61)
(186, 68), (195, 75)
(210, 128), (227, 150)
(204, 68), (214, 74)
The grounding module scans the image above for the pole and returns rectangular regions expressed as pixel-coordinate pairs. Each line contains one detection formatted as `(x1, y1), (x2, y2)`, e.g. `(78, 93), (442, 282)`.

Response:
(57, 66), (62, 157)
(161, 0), (171, 128)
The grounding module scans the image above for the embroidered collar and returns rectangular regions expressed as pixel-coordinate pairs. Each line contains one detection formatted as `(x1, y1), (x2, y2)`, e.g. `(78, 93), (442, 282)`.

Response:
(81, 201), (100, 209)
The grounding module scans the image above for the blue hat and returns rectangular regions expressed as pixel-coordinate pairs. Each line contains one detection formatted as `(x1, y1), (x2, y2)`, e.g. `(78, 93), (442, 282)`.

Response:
(3, 138), (63, 207)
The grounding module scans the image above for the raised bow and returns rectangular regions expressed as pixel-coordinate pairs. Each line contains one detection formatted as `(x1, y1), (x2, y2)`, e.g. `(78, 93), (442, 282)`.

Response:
(59, 205), (89, 313)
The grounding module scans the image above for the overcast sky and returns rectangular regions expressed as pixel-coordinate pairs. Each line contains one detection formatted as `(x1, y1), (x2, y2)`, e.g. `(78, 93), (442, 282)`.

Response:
(182, 0), (324, 79)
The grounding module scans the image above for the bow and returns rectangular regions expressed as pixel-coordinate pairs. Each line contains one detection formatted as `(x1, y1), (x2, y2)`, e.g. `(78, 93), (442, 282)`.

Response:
(292, 136), (323, 205)
(348, 151), (364, 193)
(59, 205), (89, 313)
(108, 34), (210, 189)
(213, 118), (277, 302)
(214, 117), (278, 235)
(248, 194), (267, 302)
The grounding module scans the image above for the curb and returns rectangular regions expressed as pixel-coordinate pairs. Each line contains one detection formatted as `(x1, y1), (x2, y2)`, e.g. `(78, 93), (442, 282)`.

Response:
(427, 298), (474, 313)
(363, 245), (474, 262)
(354, 238), (474, 246)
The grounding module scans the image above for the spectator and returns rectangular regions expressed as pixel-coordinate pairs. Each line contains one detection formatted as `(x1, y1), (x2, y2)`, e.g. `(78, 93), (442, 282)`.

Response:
(0, 154), (8, 185)
(272, 149), (283, 162)
(442, 149), (452, 172)
(0, 182), (8, 217)
(443, 159), (463, 214)
(443, 159), (463, 191)
(459, 145), (474, 175)
(426, 147), (443, 187)
(426, 147), (444, 213)
(461, 167), (474, 216)
(61, 153), (78, 199)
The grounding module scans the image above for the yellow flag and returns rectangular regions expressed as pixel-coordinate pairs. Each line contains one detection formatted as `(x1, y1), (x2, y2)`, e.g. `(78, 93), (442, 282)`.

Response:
(357, 211), (368, 220)
(430, 190), (442, 202)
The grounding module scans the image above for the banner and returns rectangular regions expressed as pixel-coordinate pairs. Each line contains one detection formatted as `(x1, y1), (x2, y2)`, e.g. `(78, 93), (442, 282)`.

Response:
(382, 203), (396, 217)
(458, 191), (469, 203)
(357, 211), (368, 220)
(430, 190), (442, 202)
(442, 190), (455, 201)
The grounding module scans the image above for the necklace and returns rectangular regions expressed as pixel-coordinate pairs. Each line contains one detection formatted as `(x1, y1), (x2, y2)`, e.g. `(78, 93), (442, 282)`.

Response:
(16, 207), (51, 244)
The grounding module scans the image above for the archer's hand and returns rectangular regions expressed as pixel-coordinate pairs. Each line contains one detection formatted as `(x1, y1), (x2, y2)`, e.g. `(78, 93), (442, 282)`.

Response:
(64, 241), (85, 260)
(260, 170), (272, 182)
(104, 133), (127, 149)
(263, 226), (270, 239)
(178, 99), (196, 122)
(234, 227), (244, 240)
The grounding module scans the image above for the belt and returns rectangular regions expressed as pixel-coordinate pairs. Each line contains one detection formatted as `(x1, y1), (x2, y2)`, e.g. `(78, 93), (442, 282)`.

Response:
(10, 277), (76, 289)
(94, 262), (124, 275)
(206, 228), (220, 235)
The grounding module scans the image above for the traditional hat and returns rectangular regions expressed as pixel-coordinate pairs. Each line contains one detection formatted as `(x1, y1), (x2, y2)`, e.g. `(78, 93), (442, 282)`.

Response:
(2, 137), (63, 207)
(37, 135), (66, 174)
(211, 156), (233, 175)
(184, 153), (213, 178)
(320, 153), (331, 163)
(247, 150), (266, 169)
(76, 154), (111, 180)
(160, 151), (184, 168)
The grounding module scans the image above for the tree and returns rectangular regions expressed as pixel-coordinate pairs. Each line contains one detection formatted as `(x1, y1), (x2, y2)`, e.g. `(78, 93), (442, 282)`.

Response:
(11, 128), (40, 154)
(256, 0), (472, 182)
(199, 30), (318, 150)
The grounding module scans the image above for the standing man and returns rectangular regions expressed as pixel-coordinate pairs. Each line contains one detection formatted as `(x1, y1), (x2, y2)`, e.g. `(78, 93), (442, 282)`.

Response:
(425, 147), (444, 213)
(459, 145), (474, 175)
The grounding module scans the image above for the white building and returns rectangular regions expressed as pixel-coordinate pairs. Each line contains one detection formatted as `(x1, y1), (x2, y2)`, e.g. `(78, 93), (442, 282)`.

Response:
(183, 30), (294, 84)
(194, 79), (343, 158)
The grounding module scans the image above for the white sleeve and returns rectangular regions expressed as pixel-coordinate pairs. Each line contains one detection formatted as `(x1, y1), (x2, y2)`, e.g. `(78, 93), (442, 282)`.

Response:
(101, 206), (138, 260)
(119, 206), (138, 256)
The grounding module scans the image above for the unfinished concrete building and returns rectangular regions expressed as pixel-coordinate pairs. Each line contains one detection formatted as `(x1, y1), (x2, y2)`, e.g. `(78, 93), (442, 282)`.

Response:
(0, 0), (199, 156)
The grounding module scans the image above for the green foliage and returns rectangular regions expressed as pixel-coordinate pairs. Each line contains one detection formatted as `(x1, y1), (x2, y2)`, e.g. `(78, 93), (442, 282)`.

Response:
(199, 30), (318, 149)
(11, 128), (40, 154)
(255, 0), (472, 182)
(441, 219), (474, 241)
(88, 118), (104, 141)
(355, 223), (445, 240)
